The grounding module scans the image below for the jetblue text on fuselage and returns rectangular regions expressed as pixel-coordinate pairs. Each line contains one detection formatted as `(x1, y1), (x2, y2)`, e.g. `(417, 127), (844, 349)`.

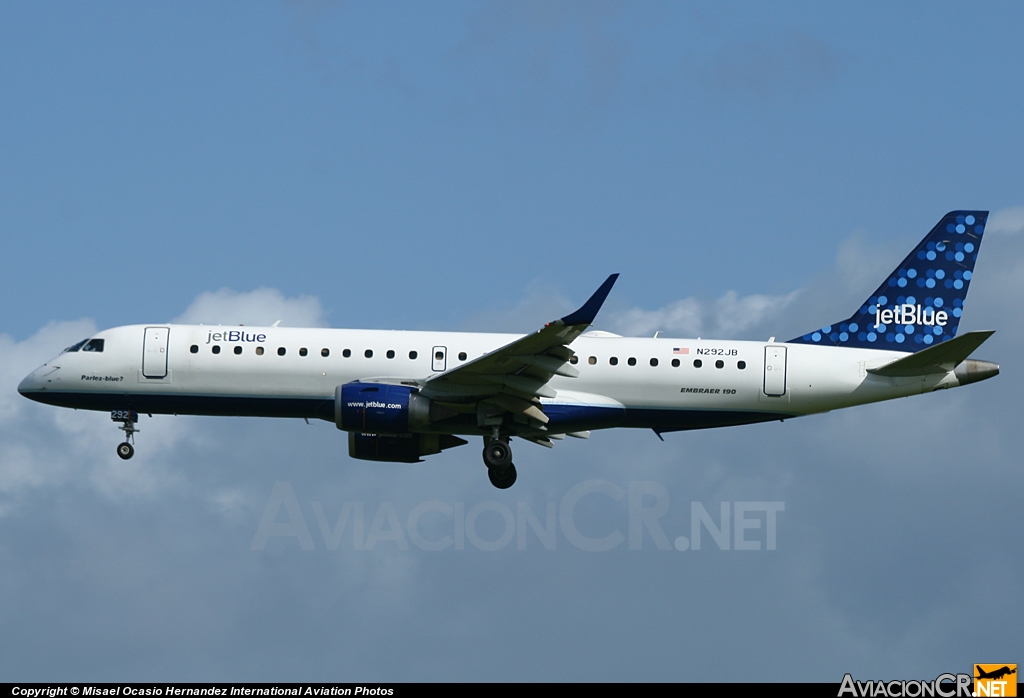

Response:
(206, 330), (267, 344)
(874, 304), (948, 329)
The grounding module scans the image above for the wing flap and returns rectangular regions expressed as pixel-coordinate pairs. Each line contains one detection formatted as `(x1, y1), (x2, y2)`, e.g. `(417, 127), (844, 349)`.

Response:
(482, 393), (549, 425)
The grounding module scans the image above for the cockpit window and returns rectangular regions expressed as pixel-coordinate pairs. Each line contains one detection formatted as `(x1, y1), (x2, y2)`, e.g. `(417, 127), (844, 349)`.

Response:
(81, 339), (105, 353)
(64, 338), (104, 353)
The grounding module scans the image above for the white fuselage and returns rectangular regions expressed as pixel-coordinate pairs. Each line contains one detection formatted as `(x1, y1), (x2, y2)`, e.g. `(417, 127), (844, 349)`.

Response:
(18, 324), (961, 436)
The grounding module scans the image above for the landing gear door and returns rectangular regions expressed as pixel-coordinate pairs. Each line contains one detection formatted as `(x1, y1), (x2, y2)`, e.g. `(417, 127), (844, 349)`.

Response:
(763, 345), (787, 397)
(143, 327), (170, 378)
(432, 346), (447, 372)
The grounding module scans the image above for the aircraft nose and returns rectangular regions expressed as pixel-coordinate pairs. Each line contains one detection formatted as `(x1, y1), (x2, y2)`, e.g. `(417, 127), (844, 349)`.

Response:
(18, 371), (39, 396)
(18, 366), (52, 397)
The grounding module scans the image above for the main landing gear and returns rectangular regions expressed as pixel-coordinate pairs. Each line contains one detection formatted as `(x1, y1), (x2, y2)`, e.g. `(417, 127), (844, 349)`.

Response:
(482, 433), (517, 489)
(112, 409), (140, 460)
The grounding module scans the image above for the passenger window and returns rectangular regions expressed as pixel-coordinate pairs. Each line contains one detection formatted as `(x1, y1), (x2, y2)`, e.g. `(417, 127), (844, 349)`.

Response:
(343, 349), (351, 358)
(627, 357), (636, 366)
(435, 351), (444, 360)
(190, 345), (199, 354)
(458, 352), (467, 361)
(387, 350), (395, 359)
(650, 358), (658, 367)
(737, 361), (746, 370)
(365, 349), (373, 358)
(299, 348), (308, 357)
(212, 346), (221, 355)
(570, 355), (578, 365)
(82, 339), (105, 352)
(234, 346), (242, 355)
(693, 359), (702, 368)
(256, 347), (264, 356)
(277, 347), (286, 356)
(588, 356), (597, 365)
(609, 357), (618, 366)
(409, 350), (418, 360)
(671, 358), (680, 368)
(715, 359), (724, 369)
(321, 348), (330, 357)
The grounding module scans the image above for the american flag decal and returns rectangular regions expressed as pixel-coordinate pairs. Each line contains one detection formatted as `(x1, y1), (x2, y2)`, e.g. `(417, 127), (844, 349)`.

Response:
(673, 347), (689, 354)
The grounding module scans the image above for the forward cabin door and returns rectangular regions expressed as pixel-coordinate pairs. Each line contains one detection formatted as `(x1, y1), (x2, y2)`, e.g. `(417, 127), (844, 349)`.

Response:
(142, 327), (170, 378)
(763, 345), (787, 397)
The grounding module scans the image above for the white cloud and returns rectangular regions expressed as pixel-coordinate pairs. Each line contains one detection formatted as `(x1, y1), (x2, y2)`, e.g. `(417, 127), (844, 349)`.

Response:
(608, 289), (800, 339)
(458, 280), (575, 333)
(0, 320), (100, 500)
(173, 287), (327, 328)
(986, 205), (1024, 235)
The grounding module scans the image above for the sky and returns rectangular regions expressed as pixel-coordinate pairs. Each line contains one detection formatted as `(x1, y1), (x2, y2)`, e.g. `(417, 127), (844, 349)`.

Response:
(1, 1), (1022, 682)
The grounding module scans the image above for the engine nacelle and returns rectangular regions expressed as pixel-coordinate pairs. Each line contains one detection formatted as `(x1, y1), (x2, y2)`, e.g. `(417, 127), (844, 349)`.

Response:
(335, 382), (430, 434)
(348, 432), (468, 463)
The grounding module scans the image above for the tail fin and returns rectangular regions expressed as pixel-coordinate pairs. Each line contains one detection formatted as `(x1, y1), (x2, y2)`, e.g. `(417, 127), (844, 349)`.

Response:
(789, 211), (988, 351)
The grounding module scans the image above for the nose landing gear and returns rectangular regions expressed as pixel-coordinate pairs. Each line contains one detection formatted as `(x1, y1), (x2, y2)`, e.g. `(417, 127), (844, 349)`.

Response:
(483, 433), (517, 489)
(112, 409), (140, 460)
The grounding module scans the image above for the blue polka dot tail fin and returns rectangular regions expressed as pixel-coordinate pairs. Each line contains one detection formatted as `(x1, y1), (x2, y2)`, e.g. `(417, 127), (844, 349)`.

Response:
(789, 210), (988, 351)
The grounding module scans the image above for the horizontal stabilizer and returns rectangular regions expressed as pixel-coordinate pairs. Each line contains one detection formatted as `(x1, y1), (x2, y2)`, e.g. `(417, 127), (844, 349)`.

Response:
(868, 330), (995, 377)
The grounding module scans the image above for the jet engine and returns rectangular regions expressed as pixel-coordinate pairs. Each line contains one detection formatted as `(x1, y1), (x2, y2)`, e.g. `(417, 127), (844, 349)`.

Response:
(336, 382), (467, 462)
(335, 382), (430, 434)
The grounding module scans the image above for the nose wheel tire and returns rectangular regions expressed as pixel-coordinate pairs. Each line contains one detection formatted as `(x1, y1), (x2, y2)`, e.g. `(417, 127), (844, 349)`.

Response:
(117, 442), (135, 460)
(483, 439), (512, 469)
(488, 463), (517, 489)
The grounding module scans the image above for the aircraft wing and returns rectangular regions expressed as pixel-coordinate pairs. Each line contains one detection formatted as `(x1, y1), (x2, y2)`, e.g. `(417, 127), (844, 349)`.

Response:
(420, 274), (618, 438)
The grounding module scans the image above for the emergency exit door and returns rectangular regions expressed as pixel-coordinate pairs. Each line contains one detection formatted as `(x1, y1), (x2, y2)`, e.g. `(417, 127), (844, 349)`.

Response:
(432, 346), (447, 372)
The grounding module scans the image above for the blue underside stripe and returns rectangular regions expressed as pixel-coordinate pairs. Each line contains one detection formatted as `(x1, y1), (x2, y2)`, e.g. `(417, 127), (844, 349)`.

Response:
(23, 392), (792, 433)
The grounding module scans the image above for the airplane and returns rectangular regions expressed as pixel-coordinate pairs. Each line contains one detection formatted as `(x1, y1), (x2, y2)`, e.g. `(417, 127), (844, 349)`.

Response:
(18, 211), (999, 489)
(975, 666), (1016, 681)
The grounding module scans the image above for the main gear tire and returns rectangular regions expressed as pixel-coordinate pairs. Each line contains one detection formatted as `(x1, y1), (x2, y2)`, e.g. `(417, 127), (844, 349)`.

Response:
(483, 439), (512, 469)
(488, 463), (517, 489)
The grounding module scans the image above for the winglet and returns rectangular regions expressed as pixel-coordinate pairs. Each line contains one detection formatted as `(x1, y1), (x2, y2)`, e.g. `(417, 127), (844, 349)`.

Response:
(559, 274), (619, 327)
